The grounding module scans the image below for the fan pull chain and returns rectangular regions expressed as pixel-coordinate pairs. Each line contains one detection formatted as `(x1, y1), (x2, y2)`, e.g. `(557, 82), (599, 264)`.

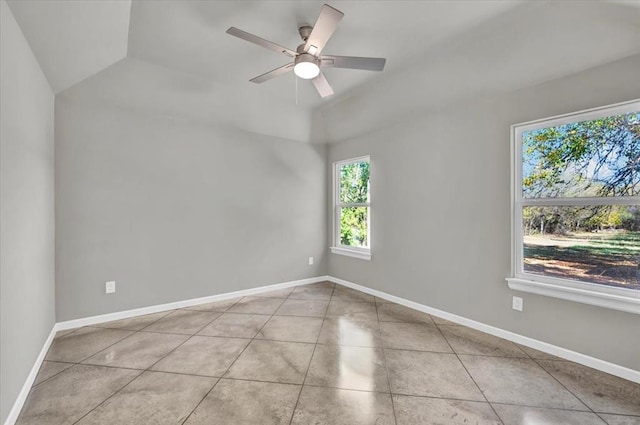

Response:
(295, 74), (298, 105)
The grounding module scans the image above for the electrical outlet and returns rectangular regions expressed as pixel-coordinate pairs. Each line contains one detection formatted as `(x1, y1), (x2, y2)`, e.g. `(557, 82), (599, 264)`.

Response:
(308, 256), (314, 265)
(105, 281), (116, 294)
(512, 296), (523, 311)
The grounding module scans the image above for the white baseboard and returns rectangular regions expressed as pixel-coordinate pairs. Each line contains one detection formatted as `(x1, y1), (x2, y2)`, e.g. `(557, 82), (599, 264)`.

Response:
(3, 326), (57, 425)
(6, 273), (638, 425)
(3, 275), (329, 425)
(56, 276), (329, 330)
(327, 275), (640, 384)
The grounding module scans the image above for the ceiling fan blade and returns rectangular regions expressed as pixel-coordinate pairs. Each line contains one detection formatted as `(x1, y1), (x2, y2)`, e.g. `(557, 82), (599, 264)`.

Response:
(304, 4), (344, 55)
(227, 27), (296, 58)
(249, 63), (294, 84)
(311, 72), (334, 98)
(320, 55), (386, 71)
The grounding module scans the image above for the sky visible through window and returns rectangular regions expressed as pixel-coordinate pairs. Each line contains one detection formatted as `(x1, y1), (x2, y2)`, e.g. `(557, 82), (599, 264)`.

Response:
(522, 112), (640, 198)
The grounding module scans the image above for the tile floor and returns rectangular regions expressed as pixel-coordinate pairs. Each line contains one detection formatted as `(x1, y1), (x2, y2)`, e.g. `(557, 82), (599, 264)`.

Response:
(16, 281), (640, 425)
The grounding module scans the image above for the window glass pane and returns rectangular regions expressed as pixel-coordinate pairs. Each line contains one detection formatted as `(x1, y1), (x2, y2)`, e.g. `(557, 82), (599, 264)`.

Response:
(522, 205), (640, 290)
(522, 112), (640, 198)
(340, 161), (370, 204)
(340, 206), (369, 247)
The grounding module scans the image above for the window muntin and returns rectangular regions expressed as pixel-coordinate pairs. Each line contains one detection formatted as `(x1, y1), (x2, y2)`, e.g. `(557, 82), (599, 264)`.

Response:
(513, 101), (640, 299)
(334, 157), (370, 251)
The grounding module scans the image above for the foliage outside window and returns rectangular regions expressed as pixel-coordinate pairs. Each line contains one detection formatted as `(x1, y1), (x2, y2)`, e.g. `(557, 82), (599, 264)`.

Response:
(509, 100), (639, 313)
(332, 157), (370, 260)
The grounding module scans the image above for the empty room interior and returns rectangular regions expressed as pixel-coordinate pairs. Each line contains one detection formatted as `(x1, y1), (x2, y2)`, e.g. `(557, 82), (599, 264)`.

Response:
(1, 0), (640, 424)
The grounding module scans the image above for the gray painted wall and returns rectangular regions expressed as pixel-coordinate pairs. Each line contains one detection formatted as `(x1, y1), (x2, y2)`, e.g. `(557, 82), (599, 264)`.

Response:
(326, 54), (640, 371)
(0, 1), (56, 422)
(55, 98), (327, 321)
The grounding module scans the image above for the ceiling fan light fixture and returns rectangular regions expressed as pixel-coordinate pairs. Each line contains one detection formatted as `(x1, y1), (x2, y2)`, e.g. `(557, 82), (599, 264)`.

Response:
(294, 53), (320, 79)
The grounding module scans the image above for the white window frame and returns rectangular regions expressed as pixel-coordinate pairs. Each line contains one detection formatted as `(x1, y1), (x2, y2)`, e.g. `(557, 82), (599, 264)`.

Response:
(507, 100), (640, 314)
(331, 156), (371, 261)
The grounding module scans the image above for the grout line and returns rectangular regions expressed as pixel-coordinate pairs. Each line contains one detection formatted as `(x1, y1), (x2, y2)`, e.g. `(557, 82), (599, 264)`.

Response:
(434, 319), (506, 425)
(287, 282), (335, 425)
(72, 329), (140, 365)
(380, 345), (526, 358)
(181, 286), (306, 425)
(70, 368), (145, 425)
(30, 360), (77, 388)
(488, 400), (602, 413)
(92, 309), (173, 331)
(143, 315), (225, 372)
(69, 310), (226, 425)
(528, 357), (599, 414)
(23, 282), (628, 424)
(377, 298), (400, 425)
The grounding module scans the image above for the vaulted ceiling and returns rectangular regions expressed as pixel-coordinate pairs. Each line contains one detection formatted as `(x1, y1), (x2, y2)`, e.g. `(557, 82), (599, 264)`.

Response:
(6, 0), (640, 142)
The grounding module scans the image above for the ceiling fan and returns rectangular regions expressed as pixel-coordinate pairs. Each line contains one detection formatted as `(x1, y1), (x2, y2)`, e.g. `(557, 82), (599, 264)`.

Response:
(226, 3), (386, 98)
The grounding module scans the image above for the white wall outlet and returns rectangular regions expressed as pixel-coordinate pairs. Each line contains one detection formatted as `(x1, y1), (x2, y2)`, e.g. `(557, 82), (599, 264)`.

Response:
(105, 280), (116, 294)
(512, 296), (523, 311)
(308, 256), (314, 265)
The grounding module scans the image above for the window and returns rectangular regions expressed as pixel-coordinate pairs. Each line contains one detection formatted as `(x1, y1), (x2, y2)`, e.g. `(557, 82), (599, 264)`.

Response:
(508, 100), (640, 314)
(331, 156), (371, 260)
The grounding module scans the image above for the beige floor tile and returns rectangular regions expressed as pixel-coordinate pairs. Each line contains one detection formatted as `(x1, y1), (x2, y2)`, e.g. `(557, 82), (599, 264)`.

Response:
(183, 298), (241, 312)
(227, 296), (285, 314)
(225, 340), (314, 384)
(18, 282), (638, 425)
(331, 287), (375, 302)
(143, 310), (220, 335)
(374, 296), (390, 305)
(184, 379), (300, 425)
(291, 386), (395, 425)
(253, 287), (294, 298)
(380, 322), (452, 352)
(326, 300), (378, 322)
(33, 361), (74, 386)
(599, 414), (640, 425)
(493, 404), (608, 425)
(275, 299), (329, 317)
(306, 345), (389, 392)
(385, 349), (485, 401)
(16, 365), (140, 425)
(76, 371), (216, 425)
(289, 285), (334, 300)
(431, 315), (458, 326)
(305, 281), (335, 290)
(440, 325), (528, 357)
(460, 355), (588, 410)
(82, 331), (188, 369)
(54, 328), (81, 338)
(92, 311), (171, 331)
(151, 336), (249, 376)
(198, 313), (270, 338)
(517, 344), (565, 360)
(256, 315), (323, 343)
(538, 360), (640, 415)
(393, 395), (501, 425)
(317, 318), (381, 347)
(376, 302), (433, 324)
(46, 327), (134, 363)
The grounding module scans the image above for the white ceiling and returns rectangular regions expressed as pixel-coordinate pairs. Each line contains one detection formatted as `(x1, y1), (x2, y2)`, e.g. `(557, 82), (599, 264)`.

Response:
(6, 0), (640, 142)
(6, 0), (131, 93)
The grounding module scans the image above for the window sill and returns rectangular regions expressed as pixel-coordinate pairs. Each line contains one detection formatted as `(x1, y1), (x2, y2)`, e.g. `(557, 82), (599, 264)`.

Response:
(506, 277), (639, 314)
(330, 246), (371, 261)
